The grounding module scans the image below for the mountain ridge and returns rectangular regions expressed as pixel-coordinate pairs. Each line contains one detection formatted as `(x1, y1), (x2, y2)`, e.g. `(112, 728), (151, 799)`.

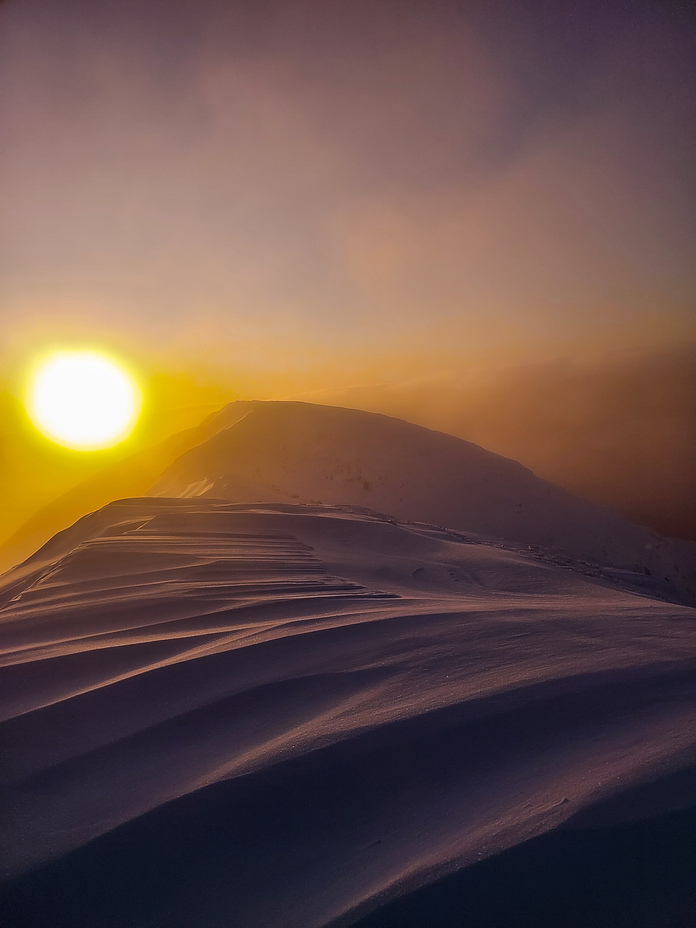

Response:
(2, 401), (694, 603)
(148, 401), (696, 599)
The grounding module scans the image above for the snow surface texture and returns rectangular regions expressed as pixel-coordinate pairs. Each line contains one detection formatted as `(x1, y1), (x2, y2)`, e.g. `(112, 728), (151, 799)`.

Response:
(1, 498), (695, 927)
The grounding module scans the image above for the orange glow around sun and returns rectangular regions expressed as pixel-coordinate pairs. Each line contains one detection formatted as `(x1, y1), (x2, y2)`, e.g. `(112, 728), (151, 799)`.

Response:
(26, 350), (142, 450)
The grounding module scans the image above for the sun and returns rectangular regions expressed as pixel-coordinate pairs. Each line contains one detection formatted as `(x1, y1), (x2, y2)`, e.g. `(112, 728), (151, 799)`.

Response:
(27, 350), (142, 450)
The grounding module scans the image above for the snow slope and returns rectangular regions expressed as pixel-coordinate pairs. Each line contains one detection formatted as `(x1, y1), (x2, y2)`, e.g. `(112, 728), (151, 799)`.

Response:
(1, 498), (695, 927)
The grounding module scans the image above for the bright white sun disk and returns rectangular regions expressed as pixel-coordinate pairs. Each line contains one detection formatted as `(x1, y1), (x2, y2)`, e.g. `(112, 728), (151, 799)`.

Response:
(28, 352), (141, 449)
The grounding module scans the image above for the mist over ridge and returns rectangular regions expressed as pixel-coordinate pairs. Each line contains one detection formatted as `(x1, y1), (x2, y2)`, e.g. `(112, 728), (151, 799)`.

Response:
(296, 342), (696, 543)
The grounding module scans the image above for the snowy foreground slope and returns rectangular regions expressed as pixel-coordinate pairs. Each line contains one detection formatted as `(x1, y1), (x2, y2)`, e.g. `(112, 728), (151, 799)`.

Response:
(1, 498), (695, 927)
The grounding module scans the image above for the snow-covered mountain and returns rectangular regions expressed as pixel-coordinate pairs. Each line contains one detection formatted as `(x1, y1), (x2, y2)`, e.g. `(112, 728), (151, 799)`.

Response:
(149, 401), (695, 599)
(2, 400), (693, 600)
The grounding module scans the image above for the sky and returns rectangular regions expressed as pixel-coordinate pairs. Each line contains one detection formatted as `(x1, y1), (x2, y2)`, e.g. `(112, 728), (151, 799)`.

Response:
(1, 0), (695, 541)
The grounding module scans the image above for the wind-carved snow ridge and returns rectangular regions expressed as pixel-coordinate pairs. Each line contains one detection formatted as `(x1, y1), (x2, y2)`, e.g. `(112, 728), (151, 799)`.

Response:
(1, 497), (695, 928)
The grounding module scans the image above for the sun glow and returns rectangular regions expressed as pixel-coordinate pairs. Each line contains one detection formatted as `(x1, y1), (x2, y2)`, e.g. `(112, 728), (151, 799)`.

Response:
(27, 351), (141, 450)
